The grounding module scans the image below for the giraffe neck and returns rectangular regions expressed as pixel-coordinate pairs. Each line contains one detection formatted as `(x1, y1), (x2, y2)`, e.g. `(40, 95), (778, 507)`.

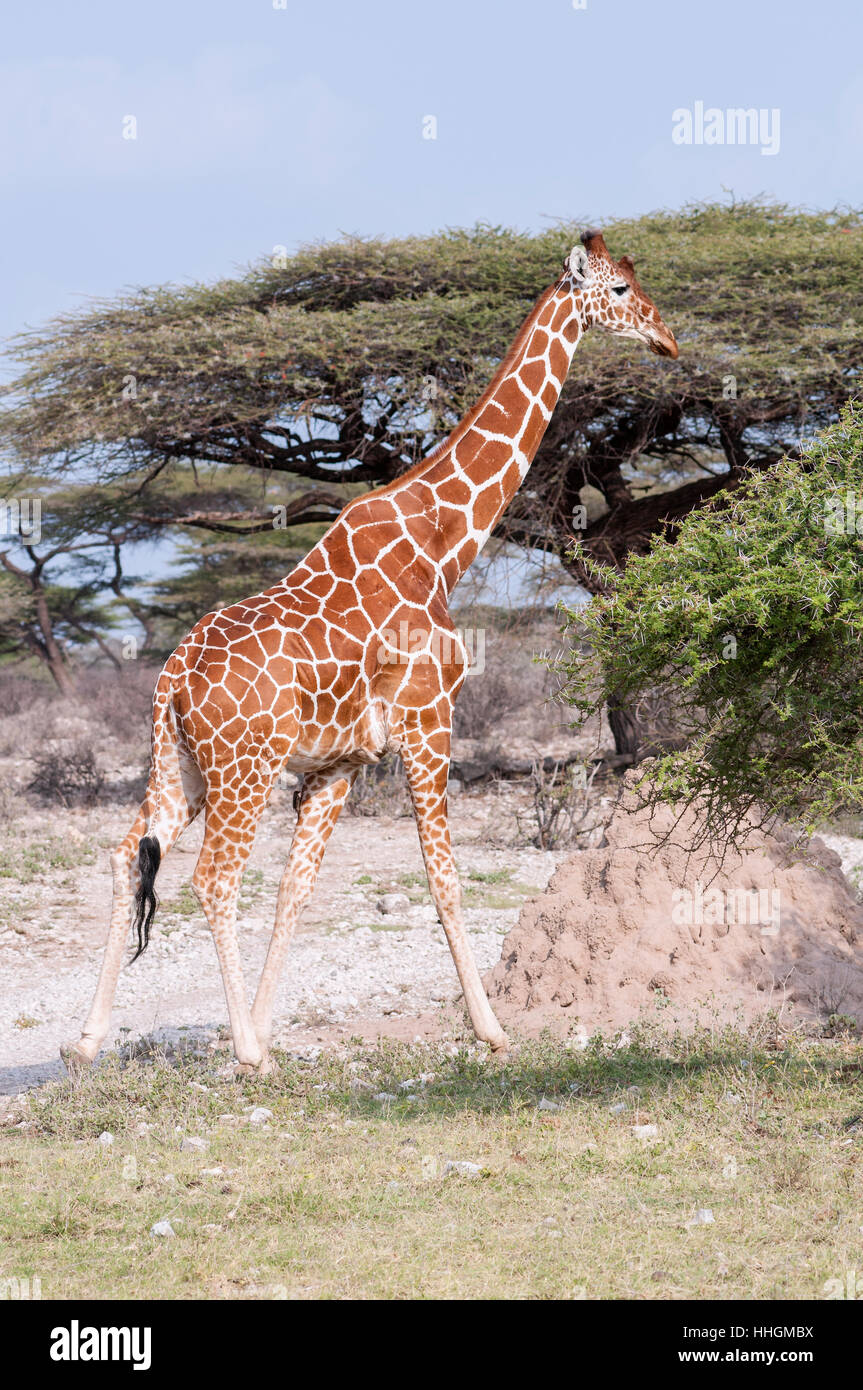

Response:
(395, 276), (585, 593)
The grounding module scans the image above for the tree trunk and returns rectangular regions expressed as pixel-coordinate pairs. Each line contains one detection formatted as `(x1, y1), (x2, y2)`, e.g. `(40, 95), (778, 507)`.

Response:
(33, 591), (75, 695)
(607, 693), (640, 762)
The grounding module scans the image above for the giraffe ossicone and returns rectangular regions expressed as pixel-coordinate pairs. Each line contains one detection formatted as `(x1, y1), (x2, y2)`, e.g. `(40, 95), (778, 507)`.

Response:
(63, 230), (678, 1076)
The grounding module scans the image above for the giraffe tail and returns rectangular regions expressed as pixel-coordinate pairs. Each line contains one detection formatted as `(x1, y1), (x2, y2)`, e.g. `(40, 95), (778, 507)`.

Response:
(130, 667), (177, 961)
(131, 835), (161, 961)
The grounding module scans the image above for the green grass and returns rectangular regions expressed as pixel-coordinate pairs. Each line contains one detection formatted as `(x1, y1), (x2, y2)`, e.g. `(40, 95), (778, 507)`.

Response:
(161, 887), (199, 918)
(387, 866), (537, 911)
(2, 1028), (862, 1300)
(0, 836), (95, 883)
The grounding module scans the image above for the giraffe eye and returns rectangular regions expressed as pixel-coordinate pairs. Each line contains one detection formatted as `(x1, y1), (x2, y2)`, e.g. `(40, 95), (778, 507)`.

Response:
(612, 284), (628, 296)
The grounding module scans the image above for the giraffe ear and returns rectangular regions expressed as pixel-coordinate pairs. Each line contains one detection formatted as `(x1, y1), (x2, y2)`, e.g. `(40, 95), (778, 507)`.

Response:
(618, 255), (636, 276)
(566, 245), (592, 286)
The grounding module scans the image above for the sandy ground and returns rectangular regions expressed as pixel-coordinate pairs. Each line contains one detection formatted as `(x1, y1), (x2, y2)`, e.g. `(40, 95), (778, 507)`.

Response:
(0, 783), (564, 1094)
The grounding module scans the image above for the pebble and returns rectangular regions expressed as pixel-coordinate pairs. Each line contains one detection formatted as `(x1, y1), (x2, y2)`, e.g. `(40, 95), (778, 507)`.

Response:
(377, 893), (410, 915)
(443, 1160), (482, 1178)
(150, 1220), (176, 1238)
(632, 1124), (658, 1139)
(538, 1098), (561, 1113)
(180, 1136), (209, 1153)
(97, 1131), (114, 1147)
(248, 1107), (273, 1126)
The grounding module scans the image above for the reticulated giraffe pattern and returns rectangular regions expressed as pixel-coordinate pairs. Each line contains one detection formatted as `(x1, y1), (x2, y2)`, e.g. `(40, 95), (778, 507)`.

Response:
(63, 230), (678, 1075)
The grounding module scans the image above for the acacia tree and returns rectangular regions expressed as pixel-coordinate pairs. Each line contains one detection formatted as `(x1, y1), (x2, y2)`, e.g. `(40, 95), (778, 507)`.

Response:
(2, 201), (862, 728)
(0, 489), (159, 690)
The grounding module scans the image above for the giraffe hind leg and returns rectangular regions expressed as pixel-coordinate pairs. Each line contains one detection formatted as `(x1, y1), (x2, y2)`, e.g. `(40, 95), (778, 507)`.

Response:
(62, 752), (206, 1075)
(192, 779), (275, 1073)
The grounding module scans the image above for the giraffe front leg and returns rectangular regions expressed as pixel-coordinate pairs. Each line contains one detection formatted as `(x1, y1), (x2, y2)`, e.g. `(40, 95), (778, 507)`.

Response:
(250, 766), (357, 1052)
(401, 737), (509, 1053)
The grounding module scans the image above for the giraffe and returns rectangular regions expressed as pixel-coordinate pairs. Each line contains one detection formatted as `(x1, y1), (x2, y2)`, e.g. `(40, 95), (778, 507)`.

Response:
(62, 230), (678, 1076)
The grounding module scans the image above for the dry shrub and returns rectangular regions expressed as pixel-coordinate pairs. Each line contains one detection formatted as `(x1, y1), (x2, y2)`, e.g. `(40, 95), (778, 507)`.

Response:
(517, 759), (602, 850)
(28, 740), (105, 808)
(75, 664), (159, 745)
(453, 637), (549, 740)
(0, 782), (25, 824)
(0, 673), (54, 717)
(346, 755), (412, 818)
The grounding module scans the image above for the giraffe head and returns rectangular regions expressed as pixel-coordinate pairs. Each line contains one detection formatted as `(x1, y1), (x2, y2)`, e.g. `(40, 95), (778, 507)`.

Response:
(564, 229), (678, 359)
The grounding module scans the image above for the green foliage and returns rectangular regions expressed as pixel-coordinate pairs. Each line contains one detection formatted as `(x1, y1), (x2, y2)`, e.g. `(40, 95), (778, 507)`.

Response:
(555, 402), (863, 835)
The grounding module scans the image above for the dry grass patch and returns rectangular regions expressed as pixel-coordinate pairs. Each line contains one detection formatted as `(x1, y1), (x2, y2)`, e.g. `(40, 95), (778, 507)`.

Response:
(1, 1028), (861, 1300)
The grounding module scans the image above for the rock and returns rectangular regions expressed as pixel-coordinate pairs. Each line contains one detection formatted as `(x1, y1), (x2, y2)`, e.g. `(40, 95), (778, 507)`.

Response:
(372, 1092), (398, 1103)
(150, 1220), (176, 1238)
(687, 1208), (715, 1229)
(181, 1136), (210, 1153)
(248, 1107), (273, 1126)
(443, 1159), (482, 1178)
(97, 1131), (114, 1147)
(609, 1102), (627, 1115)
(632, 1124), (659, 1139)
(538, 1098), (561, 1112)
(377, 893), (410, 915)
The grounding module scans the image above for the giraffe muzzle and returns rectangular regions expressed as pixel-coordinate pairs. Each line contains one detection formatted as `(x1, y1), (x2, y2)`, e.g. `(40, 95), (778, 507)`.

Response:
(648, 328), (679, 360)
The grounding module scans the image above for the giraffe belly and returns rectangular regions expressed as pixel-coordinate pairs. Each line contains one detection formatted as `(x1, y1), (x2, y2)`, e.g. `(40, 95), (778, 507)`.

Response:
(283, 698), (391, 774)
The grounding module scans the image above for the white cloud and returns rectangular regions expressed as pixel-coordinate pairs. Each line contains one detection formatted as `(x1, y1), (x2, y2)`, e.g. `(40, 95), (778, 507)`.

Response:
(0, 44), (370, 183)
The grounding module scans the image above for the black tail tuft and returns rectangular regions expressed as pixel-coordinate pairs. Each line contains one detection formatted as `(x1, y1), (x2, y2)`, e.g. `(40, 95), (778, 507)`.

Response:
(131, 835), (161, 961)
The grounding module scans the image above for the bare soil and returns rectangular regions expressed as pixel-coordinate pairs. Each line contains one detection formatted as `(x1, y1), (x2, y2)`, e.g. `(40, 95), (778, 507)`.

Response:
(0, 779), (573, 1095)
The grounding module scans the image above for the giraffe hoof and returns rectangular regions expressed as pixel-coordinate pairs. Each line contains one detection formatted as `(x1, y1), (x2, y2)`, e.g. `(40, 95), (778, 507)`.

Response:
(60, 1043), (94, 1080)
(233, 1050), (273, 1079)
(488, 1033), (510, 1056)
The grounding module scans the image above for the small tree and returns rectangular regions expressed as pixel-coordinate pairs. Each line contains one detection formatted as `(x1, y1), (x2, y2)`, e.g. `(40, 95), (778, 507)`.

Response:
(554, 402), (863, 843)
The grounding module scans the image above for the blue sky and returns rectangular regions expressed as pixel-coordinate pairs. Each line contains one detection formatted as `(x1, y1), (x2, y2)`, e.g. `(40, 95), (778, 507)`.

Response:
(3, 0), (862, 348)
